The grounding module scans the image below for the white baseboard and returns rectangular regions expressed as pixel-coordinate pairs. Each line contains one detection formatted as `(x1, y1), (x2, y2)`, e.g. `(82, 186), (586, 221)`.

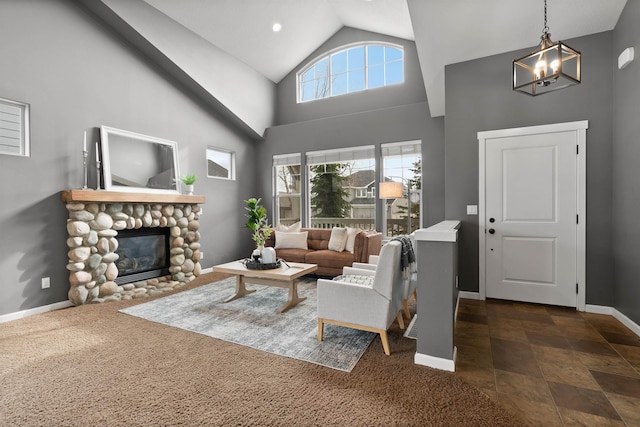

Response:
(414, 346), (457, 372)
(200, 267), (213, 274)
(0, 300), (73, 324)
(586, 304), (640, 338)
(459, 291), (482, 300)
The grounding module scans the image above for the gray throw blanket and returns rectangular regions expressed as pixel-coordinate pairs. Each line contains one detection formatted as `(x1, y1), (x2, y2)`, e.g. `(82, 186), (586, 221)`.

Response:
(391, 235), (417, 279)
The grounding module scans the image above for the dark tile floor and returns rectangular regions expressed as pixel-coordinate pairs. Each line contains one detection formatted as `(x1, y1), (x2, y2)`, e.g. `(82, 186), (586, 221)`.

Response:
(454, 298), (640, 426)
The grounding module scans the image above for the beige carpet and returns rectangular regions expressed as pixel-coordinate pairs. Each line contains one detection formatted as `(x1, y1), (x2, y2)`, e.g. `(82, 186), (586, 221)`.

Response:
(0, 272), (524, 426)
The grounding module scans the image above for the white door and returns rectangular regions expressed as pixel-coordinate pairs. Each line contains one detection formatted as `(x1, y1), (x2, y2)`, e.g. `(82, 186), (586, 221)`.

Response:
(479, 122), (587, 308)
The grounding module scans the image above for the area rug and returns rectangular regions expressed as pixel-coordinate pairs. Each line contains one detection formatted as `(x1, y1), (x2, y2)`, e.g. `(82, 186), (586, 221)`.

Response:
(119, 276), (375, 372)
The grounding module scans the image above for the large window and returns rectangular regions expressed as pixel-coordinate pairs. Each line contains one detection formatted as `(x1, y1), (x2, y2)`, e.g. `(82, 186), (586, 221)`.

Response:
(306, 146), (376, 230)
(381, 141), (422, 237)
(273, 154), (302, 226)
(298, 43), (404, 103)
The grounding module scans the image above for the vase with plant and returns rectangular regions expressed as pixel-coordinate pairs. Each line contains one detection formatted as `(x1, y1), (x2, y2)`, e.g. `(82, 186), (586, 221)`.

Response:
(181, 174), (197, 195)
(244, 198), (273, 252)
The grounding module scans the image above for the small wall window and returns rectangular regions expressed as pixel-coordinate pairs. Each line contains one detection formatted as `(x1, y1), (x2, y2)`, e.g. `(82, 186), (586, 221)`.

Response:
(206, 146), (235, 180)
(0, 97), (30, 157)
(298, 43), (404, 103)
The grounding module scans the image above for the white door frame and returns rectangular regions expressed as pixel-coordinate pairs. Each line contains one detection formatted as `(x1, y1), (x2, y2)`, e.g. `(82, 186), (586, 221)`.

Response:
(478, 121), (588, 311)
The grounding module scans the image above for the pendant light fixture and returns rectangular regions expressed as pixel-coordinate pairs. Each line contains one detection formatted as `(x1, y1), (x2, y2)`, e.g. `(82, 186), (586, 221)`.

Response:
(513, 0), (581, 96)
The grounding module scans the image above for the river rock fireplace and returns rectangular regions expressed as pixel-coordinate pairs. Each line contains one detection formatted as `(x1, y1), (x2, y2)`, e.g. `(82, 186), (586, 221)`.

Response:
(61, 190), (205, 305)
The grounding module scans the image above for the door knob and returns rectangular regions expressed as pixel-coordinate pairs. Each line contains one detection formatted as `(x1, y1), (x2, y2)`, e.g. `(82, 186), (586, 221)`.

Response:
(488, 228), (495, 234)
(489, 218), (495, 223)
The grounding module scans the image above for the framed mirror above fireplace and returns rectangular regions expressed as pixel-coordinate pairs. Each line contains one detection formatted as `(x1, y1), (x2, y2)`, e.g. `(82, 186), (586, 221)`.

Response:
(100, 126), (181, 194)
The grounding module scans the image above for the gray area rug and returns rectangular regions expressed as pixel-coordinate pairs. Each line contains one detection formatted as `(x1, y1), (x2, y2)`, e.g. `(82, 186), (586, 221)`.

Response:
(120, 277), (375, 372)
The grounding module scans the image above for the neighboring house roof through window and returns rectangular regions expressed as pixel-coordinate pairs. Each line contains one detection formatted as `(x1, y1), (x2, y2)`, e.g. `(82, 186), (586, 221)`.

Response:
(297, 42), (404, 103)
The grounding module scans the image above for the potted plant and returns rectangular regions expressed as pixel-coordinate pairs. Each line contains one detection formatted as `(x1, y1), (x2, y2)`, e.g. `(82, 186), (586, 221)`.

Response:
(181, 174), (197, 195)
(244, 198), (273, 251)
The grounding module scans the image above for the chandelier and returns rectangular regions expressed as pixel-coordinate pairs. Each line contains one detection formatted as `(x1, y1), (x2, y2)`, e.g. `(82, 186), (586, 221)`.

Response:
(512, 0), (581, 96)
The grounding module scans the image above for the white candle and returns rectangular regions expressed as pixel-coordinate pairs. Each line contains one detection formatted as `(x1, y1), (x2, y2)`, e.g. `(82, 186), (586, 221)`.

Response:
(83, 131), (87, 152)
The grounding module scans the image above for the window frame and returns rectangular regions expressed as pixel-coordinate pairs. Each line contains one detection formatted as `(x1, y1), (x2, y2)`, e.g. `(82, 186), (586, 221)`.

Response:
(0, 97), (30, 157)
(273, 153), (302, 226)
(306, 145), (376, 229)
(297, 42), (404, 103)
(380, 140), (422, 238)
(206, 146), (236, 180)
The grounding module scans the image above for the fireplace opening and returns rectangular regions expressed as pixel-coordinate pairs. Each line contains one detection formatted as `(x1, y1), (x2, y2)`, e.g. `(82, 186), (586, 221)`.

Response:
(114, 227), (170, 284)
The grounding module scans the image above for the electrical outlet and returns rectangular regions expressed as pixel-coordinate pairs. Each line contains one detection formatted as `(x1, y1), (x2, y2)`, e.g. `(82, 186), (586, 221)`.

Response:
(41, 277), (50, 289)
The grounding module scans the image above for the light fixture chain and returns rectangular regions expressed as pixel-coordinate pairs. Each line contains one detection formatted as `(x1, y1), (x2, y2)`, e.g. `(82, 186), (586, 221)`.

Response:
(543, 0), (549, 35)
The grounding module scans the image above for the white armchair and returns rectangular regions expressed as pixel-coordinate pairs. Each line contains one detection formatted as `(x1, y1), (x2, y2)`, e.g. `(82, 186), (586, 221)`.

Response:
(317, 240), (405, 356)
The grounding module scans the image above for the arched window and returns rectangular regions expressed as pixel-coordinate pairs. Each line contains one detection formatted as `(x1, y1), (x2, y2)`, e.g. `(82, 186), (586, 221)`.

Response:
(297, 43), (404, 103)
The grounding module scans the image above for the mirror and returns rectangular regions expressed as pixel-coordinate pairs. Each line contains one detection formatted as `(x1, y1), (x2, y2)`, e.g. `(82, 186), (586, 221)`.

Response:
(100, 126), (180, 193)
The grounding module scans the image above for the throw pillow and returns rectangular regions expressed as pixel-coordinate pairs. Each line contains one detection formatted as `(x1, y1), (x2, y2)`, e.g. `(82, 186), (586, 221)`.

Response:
(274, 231), (308, 249)
(345, 227), (361, 253)
(328, 227), (348, 252)
(276, 221), (301, 232)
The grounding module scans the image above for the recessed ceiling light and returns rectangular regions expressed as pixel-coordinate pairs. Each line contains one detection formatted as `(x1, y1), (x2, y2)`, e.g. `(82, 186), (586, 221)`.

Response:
(272, 22), (282, 32)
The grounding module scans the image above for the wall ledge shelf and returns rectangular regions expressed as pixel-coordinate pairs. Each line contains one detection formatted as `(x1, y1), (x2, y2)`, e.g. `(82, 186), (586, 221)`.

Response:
(61, 189), (205, 204)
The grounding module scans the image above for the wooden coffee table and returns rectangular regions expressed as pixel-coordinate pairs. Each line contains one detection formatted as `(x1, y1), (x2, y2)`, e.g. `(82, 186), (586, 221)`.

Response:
(213, 260), (318, 313)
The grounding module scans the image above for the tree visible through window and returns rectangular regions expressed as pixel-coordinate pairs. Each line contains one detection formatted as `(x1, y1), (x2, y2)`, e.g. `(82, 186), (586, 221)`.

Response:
(307, 146), (376, 229)
(298, 43), (404, 103)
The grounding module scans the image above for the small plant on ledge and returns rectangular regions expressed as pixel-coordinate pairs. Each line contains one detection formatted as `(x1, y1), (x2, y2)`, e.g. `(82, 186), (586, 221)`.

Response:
(181, 174), (197, 195)
(244, 197), (272, 249)
(181, 174), (197, 185)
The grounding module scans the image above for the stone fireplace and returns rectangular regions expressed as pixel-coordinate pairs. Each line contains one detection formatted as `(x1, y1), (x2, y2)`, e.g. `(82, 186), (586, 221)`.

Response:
(61, 190), (205, 305)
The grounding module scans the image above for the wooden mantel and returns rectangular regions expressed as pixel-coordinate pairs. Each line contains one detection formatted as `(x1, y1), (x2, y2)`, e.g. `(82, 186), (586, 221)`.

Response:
(61, 189), (206, 204)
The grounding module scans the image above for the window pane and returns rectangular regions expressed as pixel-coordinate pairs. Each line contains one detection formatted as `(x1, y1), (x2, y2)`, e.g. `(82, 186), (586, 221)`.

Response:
(315, 77), (330, 99)
(301, 67), (314, 82)
(307, 152), (376, 230)
(368, 64), (384, 89)
(207, 147), (235, 180)
(385, 46), (403, 62)
(332, 50), (347, 74)
(348, 69), (365, 92)
(301, 80), (315, 101)
(315, 58), (329, 79)
(368, 45), (384, 66)
(332, 73), (347, 96)
(277, 196), (301, 224)
(348, 47), (365, 70)
(385, 61), (403, 85)
(381, 141), (421, 237)
(274, 160), (302, 225)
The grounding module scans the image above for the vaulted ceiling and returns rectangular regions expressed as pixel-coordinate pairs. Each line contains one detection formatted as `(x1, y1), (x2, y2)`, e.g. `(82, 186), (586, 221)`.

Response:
(143, 0), (626, 117)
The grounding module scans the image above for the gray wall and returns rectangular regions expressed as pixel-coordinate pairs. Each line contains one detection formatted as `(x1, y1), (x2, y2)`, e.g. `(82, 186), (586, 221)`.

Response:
(0, 0), (258, 316)
(445, 31), (615, 306)
(612, 1), (640, 324)
(262, 27), (444, 231)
